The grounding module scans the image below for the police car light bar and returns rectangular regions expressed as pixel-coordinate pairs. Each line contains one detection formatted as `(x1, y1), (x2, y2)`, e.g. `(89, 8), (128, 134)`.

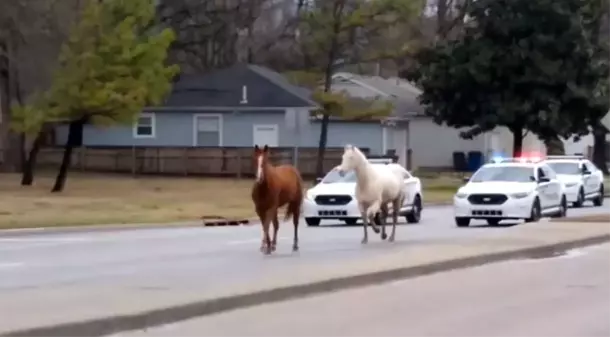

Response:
(545, 155), (584, 160)
(490, 153), (543, 164)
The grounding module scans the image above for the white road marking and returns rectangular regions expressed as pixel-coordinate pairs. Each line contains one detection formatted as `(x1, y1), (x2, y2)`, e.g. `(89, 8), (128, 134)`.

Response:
(557, 249), (586, 259)
(0, 237), (92, 243)
(0, 262), (25, 269)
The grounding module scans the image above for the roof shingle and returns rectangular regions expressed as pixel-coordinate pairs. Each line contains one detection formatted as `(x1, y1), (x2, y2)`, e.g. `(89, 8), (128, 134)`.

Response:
(162, 64), (318, 109)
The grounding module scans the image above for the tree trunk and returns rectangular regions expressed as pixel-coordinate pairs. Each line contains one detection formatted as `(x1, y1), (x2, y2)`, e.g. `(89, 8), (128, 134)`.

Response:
(314, 112), (330, 180)
(313, 0), (344, 182)
(592, 125), (608, 174)
(21, 130), (45, 186)
(511, 128), (524, 157)
(0, 38), (23, 172)
(544, 136), (565, 155)
(51, 120), (83, 193)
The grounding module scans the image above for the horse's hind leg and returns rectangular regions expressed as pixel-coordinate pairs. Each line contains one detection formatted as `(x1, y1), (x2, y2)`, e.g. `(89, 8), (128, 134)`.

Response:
(378, 204), (389, 241)
(289, 201), (300, 252)
(389, 198), (402, 242)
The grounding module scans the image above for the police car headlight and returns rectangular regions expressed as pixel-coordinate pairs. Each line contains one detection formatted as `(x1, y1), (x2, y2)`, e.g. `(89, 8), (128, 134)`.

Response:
(455, 192), (468, 199)
(565, 182), (578, 187)
(305, 191), (315, 201)
(510, 192), (530, 199)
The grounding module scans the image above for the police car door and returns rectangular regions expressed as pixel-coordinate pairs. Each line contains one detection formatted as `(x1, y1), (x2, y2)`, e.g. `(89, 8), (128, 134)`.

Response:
(536, 167), (550, 209)
(583, 161), (600, 195)
(541, 165), (561, 207)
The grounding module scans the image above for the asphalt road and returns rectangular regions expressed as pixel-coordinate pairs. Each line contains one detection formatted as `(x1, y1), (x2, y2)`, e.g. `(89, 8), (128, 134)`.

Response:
(118, 243), (610, 337)
(0, 202), (608, 291)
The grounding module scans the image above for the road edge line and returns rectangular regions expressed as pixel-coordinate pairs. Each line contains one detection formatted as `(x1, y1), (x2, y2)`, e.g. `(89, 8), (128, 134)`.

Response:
(2, 234), (609, 337)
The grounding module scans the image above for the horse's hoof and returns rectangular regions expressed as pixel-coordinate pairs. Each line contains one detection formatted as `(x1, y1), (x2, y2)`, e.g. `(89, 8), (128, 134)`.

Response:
(361, 238), (368, 244)
(292, 245), (299, 252)
(388, 236), (395, 242)
(371, 227), (380, 234)
(381, 233), (388, 240)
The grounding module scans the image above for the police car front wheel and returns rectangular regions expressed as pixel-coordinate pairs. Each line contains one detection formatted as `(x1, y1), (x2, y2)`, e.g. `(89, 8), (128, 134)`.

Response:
(593, 184), (604, 207)
(305, 217), (321, 227)
(525, 198), (541, 223)
(455, 217), (470, 227)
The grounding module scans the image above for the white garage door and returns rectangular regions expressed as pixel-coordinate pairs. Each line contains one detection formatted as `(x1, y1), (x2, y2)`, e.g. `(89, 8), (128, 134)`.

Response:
(253, 124), (279, 147)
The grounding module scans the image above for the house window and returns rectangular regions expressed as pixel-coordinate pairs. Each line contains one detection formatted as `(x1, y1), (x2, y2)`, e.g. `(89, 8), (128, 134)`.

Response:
(194, 114), (222, 146)
(134, 113), (155, 138)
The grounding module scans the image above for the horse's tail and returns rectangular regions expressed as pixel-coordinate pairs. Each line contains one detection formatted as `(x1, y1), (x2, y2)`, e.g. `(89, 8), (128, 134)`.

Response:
(284, 168), (304, 222)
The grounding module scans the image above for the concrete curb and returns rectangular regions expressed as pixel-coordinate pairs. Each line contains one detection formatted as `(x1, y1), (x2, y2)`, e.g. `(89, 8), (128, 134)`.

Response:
(3, 234), (608, 337)
(0, 202), (456, 237)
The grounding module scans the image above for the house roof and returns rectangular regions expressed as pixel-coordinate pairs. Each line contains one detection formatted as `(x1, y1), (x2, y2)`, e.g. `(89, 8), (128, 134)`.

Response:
(331, 72), (425, 118)
(161, 64), (318, 109)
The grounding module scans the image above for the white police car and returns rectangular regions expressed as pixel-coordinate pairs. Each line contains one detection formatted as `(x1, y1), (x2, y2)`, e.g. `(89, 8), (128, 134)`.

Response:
(303, 158), (424, 226)
(542, 155), (605, 207)
(453, 156), (567, 227)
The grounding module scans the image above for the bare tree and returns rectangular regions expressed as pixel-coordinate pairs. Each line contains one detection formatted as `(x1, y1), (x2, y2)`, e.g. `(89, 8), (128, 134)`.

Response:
(157, 0), (277, 72)
(0, 0), (82, 176)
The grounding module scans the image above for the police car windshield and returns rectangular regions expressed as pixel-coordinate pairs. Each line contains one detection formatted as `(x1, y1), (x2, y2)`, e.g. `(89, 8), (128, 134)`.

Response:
(546, 162), (580, 175)
(321, 164), (386, 183)
(470, 166), (535, 183)
(321, 170), (358, 183)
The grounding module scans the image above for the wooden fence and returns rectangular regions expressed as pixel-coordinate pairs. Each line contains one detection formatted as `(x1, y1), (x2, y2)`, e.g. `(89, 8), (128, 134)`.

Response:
(36, 146), (371, 178)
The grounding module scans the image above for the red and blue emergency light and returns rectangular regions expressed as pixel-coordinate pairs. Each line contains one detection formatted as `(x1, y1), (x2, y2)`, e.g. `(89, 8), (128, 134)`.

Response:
(490, 152), (544, 163)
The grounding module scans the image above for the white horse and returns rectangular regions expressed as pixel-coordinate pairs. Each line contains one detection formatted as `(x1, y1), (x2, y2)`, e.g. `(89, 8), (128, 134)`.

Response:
(335, 144), (410, 243)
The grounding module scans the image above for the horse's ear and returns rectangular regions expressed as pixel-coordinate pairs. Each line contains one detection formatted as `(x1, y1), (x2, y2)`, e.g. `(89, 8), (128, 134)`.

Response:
(344, 144), (353, 151)
(254, 144), (260, 153)
(263, 145), (269, 152)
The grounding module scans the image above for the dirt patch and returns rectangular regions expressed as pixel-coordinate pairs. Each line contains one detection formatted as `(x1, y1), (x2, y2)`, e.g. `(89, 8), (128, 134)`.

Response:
(0, 172), (459, 229)
(552, 214), (610, 223)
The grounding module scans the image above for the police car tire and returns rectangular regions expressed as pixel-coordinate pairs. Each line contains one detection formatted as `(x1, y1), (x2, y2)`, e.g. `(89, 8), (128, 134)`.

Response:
(593, 185), (604, 207)
(405, 195), (422, 224)
(551, 196), (567, 218)
(305, 217), (321, 227)
(525, 198), (541, 223)
(455, 217), (470, 227)
(486, 219), (500, 226)
(573, 188), (585, 208)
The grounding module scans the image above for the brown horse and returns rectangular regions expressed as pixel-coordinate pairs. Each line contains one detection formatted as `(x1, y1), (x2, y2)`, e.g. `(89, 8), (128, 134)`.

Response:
(251, 144), (303, 255)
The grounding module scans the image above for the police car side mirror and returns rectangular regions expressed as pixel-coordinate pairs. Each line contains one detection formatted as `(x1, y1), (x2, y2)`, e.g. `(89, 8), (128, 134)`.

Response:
(315, 177), (323, 184)
(462, 176), (471, 183)
(538, 177), (550, 183)
(581, 168), (591, 175)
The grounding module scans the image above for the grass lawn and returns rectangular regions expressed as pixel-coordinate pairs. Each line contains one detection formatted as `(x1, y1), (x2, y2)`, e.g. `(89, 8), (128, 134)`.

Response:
(0, 171), (462, 229)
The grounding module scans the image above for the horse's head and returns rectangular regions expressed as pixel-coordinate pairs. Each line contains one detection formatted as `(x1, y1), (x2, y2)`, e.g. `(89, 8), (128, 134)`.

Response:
(336, 144), (363, 176)
(253, 144), (269, 182)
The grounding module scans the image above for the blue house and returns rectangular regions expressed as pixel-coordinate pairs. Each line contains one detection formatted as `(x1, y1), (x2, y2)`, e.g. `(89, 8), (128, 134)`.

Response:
(53, 64), (401, 155)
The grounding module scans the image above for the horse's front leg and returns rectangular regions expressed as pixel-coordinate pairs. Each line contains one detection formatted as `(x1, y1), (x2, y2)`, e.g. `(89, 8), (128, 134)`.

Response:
(271, 213), (280, 252)
(366, 200), (381, 235)
(359, 203), (370, 244)
(256, 208), (269, 253)
(259, 208), (275, 255)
